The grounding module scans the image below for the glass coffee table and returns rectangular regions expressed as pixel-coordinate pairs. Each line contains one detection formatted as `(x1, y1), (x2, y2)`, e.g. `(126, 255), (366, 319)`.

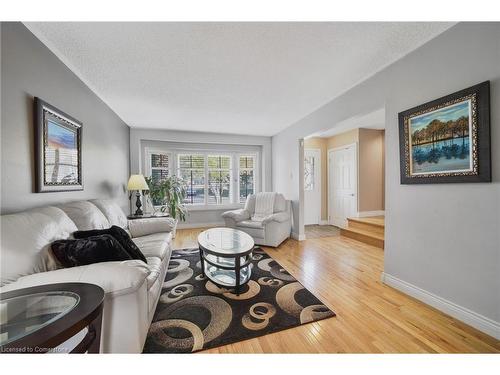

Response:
(198, 228), (255, 295)
(0, 283), (104, 353)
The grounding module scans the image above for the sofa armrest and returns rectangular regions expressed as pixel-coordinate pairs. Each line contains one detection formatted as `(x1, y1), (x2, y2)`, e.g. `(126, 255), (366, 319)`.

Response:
(128, 217), (176, 238)
(221, 209), (250, 223)
(0, 261), (150, 297)
(261, 211), (290, 225)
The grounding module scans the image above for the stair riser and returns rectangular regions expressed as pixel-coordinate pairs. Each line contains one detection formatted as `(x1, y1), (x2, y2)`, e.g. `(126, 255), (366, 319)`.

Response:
(340, 229), (384, 249)
(347, 220), (385, 235)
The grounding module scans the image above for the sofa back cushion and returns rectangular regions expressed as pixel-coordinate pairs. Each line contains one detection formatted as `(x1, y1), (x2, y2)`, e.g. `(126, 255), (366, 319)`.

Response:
(58, 201), (110, 230)
(90, 199), (128, 229)
(244, 194), (256, 214)
(0, 206), (77, 286)
(273, 193), (287, 212)
(245, 193), (287, 215)
(244, 193), (287, 214)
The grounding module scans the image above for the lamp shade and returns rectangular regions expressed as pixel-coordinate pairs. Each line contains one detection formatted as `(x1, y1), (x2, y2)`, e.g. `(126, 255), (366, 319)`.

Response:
(127, 174), (149, 191)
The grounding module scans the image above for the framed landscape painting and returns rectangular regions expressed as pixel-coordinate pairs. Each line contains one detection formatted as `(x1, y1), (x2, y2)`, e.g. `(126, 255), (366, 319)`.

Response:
(35, 98), (83, 192)
(398, 81), (491, 184)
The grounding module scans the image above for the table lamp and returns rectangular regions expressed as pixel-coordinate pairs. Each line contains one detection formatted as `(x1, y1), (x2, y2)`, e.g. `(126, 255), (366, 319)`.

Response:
(127, 174), (149, 216)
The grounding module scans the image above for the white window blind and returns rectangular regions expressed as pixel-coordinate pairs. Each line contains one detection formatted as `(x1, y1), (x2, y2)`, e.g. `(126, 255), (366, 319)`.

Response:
(238, 155), (256, 203)
(177, 154), (205, 205)
(208, 155), (232, 205)
(150, 152), (171, 182)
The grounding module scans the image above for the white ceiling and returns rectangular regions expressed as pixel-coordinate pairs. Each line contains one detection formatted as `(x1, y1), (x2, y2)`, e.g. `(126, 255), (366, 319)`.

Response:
(25, 22), (453, 136)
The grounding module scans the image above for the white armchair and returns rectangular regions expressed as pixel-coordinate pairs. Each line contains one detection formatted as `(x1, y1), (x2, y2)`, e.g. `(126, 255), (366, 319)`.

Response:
(222, 193), (292, 247)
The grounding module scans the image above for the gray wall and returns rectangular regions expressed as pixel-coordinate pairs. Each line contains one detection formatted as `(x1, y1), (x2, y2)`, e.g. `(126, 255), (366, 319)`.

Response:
(273, 23), (500, 328)
(1, 23), (130, 213)
(130, 128), (272, 226)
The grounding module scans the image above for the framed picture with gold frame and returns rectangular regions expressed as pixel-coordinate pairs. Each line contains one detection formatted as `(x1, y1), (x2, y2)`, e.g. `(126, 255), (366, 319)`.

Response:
(398, 81), (490, 184)
(34, 97), (83, 192)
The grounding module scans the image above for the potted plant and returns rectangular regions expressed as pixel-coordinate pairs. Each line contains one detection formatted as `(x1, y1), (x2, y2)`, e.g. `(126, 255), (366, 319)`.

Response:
(144, 176), (188, 237)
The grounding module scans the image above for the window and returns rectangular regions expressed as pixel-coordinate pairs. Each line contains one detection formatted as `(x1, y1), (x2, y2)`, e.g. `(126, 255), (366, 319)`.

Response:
(150, 152), (171, 183)
(239, 155), (255, 203)
(208, 155), (232, 205)
(145, 147), (259, 208)
(304, 155), (315, 191)
(177, 154), (205, 205)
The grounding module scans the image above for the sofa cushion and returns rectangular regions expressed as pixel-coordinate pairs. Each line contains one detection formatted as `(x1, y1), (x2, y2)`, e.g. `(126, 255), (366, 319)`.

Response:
(132, 232), (172, 260)
(244, 194), (256, 214)
(51, 234), (133, 268)
(237, 220), (264, 229)
(234, 225), (264, 239)
(0, 260), (150, 298)
(0, 207), (77, 286)
(221, 209), (250, 222)
(58, 201), (110, 230)
(90, 199), (128, 229)
(128, 217), (176, 238)
(74, 226), (147, 263)
(273, 193), (287, 212)
(145, 257), (162, 289)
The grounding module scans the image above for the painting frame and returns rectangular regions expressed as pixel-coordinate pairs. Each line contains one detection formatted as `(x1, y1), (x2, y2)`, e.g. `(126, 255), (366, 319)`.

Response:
(398, 81), (491, 184)
(34, 97), (83, 192)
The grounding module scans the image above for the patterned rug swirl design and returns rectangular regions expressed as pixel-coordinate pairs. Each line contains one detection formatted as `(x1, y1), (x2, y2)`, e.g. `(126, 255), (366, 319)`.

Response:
(143, 247), (335, 353)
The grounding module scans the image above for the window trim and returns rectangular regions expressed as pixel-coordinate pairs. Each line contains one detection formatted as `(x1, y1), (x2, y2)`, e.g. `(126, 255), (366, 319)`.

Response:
(145, 148), (173, 181)
(144, 147), (260, 211)
(237, 153), (258, 205)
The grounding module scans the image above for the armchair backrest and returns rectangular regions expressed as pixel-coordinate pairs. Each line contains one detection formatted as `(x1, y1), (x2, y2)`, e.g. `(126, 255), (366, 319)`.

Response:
(244, 193), (290, 215)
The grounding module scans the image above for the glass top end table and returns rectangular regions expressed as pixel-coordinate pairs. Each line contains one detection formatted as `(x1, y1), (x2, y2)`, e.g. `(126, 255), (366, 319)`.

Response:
(198, 228), (255, 295)
(0, 283), (104, 353)
(0, 291), (80, 346)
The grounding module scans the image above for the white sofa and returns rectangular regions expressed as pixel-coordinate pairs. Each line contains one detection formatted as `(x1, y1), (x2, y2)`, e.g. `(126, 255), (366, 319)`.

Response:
(0, 199), (174, 353)
(222, 193), (291, 247)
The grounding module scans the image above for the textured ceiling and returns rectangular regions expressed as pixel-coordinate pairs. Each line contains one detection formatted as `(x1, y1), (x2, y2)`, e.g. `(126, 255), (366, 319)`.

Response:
(25, 22), (453, 136)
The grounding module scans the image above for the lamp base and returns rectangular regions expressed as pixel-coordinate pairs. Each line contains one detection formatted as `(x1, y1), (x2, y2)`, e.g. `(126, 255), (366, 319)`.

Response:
(134, 191), (143, 216)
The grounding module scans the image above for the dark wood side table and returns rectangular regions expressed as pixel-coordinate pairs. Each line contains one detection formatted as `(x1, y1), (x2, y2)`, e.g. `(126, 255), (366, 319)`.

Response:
(0, 283), (104, 354)
(127, 213), (170, 220)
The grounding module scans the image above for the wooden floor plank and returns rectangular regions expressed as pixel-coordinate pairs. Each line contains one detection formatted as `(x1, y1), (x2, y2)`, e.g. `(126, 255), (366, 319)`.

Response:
(172, 227), (500, 353)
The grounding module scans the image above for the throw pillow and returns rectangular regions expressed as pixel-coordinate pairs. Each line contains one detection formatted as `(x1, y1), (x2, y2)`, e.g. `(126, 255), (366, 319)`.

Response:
(51, 234), (132, 268)
(73, 225), (147, 263)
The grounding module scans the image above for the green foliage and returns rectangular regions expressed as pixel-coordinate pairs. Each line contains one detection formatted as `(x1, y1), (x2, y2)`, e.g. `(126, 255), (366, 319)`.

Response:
(144, 176), (188, 221)
(411, 115), (469, 146)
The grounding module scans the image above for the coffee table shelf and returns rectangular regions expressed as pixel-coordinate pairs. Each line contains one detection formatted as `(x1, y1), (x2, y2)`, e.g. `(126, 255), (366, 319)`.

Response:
(198, 228), (254, 294)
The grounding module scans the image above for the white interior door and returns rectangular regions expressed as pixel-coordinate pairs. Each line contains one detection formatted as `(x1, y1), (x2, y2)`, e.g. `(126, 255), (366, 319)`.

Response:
(304, 149), (321, 225)
(329, 144), (357, 228)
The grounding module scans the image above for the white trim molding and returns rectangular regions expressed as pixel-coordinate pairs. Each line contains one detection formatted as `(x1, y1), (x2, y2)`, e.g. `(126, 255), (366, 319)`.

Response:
(319, 220), (329, 225)
(291, 232), (306, 241)
(357, 210), (385, 217)
(381, 272), (500, 340)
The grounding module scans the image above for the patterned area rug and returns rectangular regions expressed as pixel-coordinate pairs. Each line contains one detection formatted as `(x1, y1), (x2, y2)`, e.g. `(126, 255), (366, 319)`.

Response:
(143, 247), (335, 353)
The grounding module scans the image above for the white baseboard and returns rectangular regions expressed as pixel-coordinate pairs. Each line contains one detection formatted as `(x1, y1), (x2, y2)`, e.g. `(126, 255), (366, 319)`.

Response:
(177, 221), (225, 229)
(357, 210), (385, 217)
(381, 272), (500, 340)
(319, 220), (329, 225)
(291, 232), (306, 241)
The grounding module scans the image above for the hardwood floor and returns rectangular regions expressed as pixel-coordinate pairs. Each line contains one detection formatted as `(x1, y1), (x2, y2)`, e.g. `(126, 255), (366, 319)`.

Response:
(173, 227), (500, 353)
(305, 224), (340, 239)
